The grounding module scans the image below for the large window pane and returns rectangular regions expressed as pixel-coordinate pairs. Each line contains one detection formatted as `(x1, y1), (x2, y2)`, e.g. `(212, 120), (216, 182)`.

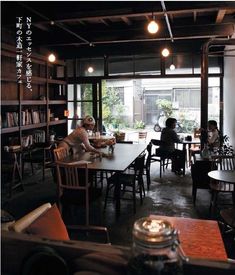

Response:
(77, 84), (93, 100)
(67, 84), (74, 100)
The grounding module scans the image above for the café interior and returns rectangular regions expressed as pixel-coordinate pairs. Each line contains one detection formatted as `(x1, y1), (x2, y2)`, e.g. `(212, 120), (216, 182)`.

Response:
(1, 1), (235, 274)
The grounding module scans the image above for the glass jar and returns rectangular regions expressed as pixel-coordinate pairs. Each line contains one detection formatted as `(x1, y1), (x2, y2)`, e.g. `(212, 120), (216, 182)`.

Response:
(128, 217), (185, 275)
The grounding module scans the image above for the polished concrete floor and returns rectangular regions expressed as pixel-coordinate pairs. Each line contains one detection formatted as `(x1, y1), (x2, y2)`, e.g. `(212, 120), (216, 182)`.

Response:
(2, 161), (234, 258)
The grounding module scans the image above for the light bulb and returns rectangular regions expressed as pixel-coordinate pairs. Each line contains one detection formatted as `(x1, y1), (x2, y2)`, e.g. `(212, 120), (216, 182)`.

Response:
(88, 66), (94, 73)
(170, 64), (175, 70)
(48, 53), (56, 63)
(147, 20), (159, 34)
(162, 48), (170, 57)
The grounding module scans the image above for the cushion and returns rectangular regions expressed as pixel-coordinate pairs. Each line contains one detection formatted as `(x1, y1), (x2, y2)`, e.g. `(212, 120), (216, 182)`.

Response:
(26, 204), (69, 241)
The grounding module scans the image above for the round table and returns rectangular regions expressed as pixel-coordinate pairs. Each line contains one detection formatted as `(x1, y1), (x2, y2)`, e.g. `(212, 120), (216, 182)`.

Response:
(208, 170), (235, 183)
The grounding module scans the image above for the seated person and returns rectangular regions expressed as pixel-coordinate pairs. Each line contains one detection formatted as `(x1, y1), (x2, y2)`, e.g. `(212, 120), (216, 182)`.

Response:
(207, 120), (220, 150)
(200, 120), (221, 151)
(159, 118), (184, 174)
(58, 115), (103, 156)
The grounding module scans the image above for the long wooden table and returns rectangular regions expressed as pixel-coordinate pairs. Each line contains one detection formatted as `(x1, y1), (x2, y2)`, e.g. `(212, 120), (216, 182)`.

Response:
(150, 215), (227, 261)
(60, 143), (147, 216)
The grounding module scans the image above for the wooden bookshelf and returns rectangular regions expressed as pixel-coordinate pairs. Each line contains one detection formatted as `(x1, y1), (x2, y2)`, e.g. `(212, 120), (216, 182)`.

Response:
(1, 43), (67, 148)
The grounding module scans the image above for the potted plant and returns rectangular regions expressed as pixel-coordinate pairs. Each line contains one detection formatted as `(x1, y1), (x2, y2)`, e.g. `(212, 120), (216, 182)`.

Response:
(134, 120), (145, 130)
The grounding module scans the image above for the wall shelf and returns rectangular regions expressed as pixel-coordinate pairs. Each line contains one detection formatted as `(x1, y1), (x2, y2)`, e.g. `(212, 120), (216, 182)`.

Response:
(1, 43), (67, 147)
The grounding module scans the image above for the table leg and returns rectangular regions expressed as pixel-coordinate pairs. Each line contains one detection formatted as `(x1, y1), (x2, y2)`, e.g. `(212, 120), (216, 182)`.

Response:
(114, 172), (121, 217)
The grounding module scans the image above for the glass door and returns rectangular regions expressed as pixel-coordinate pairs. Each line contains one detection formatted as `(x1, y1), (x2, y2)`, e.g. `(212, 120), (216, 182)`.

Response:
(67, 80), (102, 134)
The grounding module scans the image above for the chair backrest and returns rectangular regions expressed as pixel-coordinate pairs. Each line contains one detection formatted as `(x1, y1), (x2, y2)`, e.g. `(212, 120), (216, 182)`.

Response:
(151, 139), (162, 147)
(138, 132), (147, 143)
(134, 153), (146, 176)
(194, 128), (201, 139)
(54, 147), (69, 161)
(9, 203), (52, 233)
(212, 154), (235, 171)
(56, 161), (89, 192)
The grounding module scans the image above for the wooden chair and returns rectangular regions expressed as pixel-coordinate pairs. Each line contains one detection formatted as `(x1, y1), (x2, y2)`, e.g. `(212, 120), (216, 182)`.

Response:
(138, 131), (147, 143)
(210, 154), (235, 215)
(22, 142), (57, 181)
(104, 154), (146, 214)
(56, 161), (100, 226)
(53, 147), (69, 161)
(191, 160), (212, 205)
(150, 139), (172, 178)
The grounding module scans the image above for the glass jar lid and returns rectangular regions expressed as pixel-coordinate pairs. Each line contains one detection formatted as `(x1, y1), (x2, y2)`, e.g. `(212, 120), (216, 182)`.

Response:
(133, 217), (178, 247)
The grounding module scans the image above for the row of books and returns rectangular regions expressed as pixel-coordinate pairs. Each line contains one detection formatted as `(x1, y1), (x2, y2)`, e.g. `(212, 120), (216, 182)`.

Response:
(22, 109), (46, 125)
(9, 130), (46, 148)
(1, 110), (47, 128)
(21, 131), (46, 147)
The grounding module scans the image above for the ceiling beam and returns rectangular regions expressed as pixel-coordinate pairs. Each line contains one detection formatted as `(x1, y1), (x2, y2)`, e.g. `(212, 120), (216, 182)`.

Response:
(121, 16), (132, 25)
(35, 6), (235, 25)
(18, 2), (91, 45)
(216, 10), (226, 23)
(43, 23), (234, 47)
(100, 19), (109, 26)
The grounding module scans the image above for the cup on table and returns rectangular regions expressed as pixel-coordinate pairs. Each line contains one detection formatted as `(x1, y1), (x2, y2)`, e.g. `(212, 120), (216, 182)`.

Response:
(95, 132), (100, 138)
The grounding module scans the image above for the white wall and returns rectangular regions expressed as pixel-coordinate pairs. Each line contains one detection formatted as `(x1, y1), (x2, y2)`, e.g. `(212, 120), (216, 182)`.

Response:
(224, 46), (235, 149)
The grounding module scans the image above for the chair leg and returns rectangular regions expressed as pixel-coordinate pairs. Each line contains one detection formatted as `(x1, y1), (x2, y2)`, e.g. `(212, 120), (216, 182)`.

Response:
(146, 169), (151, 190)
(192, 187), (197, 205)
(133, 182), (136, 213)
(85, 190), (89, 226)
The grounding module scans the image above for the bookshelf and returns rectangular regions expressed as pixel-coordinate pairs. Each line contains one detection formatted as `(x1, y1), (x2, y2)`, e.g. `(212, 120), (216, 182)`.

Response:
(1, 43), (68, 148)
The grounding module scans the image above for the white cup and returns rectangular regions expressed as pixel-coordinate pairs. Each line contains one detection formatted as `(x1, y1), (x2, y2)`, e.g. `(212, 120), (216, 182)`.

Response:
(4, 146), (9, 152)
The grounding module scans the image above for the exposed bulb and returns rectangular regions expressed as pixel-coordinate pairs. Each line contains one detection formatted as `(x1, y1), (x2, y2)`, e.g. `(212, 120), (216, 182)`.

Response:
(147, 20), (159, 34)
(170, 64), (175, 70)
(88, 66), (94, 73)
(162, 48), (170, 57)
(48, 53), (56, 63)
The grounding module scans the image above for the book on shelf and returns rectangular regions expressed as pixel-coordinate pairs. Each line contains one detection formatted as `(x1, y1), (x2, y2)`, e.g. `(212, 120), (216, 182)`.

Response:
(5, 112), (19, 127)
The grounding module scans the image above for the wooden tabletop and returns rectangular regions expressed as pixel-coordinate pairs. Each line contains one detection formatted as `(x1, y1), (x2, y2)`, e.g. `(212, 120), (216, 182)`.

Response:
(208, 170), (235, 183)
(62, 143), (147, 172)
(150, 215), (227, 261)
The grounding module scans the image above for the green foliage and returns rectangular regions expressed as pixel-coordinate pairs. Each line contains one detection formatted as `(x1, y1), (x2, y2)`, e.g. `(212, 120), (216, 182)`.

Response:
(102, 82), (125, 129)
(156, 99), (173, 117)
(134, 120), (145, 129)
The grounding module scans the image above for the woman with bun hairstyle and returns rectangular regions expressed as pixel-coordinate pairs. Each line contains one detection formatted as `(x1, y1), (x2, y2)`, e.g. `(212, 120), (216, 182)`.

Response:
(58, 115), (102, 156)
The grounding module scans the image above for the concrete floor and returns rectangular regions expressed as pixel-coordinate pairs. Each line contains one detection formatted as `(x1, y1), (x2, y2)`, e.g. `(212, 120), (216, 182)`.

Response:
(2, 161), (234, 258)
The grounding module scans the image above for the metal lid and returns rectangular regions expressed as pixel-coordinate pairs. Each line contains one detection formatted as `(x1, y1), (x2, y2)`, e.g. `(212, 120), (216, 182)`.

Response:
(133, 217), (178, 247)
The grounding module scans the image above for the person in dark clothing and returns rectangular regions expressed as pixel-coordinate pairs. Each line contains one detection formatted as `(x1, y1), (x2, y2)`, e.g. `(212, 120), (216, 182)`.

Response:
(159, 118), (185, 174)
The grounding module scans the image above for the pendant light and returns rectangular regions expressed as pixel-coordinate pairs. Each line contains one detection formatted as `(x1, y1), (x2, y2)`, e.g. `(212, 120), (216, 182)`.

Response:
(48, 53), (56, 63)
(161, 47), (170, 57)
(87, 66), (94, 73)
(87, 58), (94, 73)
(147, 12), (159, 34)
(161, 39), (170, 57)
(170, 55), (175, 70)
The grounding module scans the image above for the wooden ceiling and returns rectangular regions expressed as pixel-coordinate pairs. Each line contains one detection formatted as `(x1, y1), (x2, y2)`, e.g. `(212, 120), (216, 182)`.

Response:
(2, 1), (235, 59)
